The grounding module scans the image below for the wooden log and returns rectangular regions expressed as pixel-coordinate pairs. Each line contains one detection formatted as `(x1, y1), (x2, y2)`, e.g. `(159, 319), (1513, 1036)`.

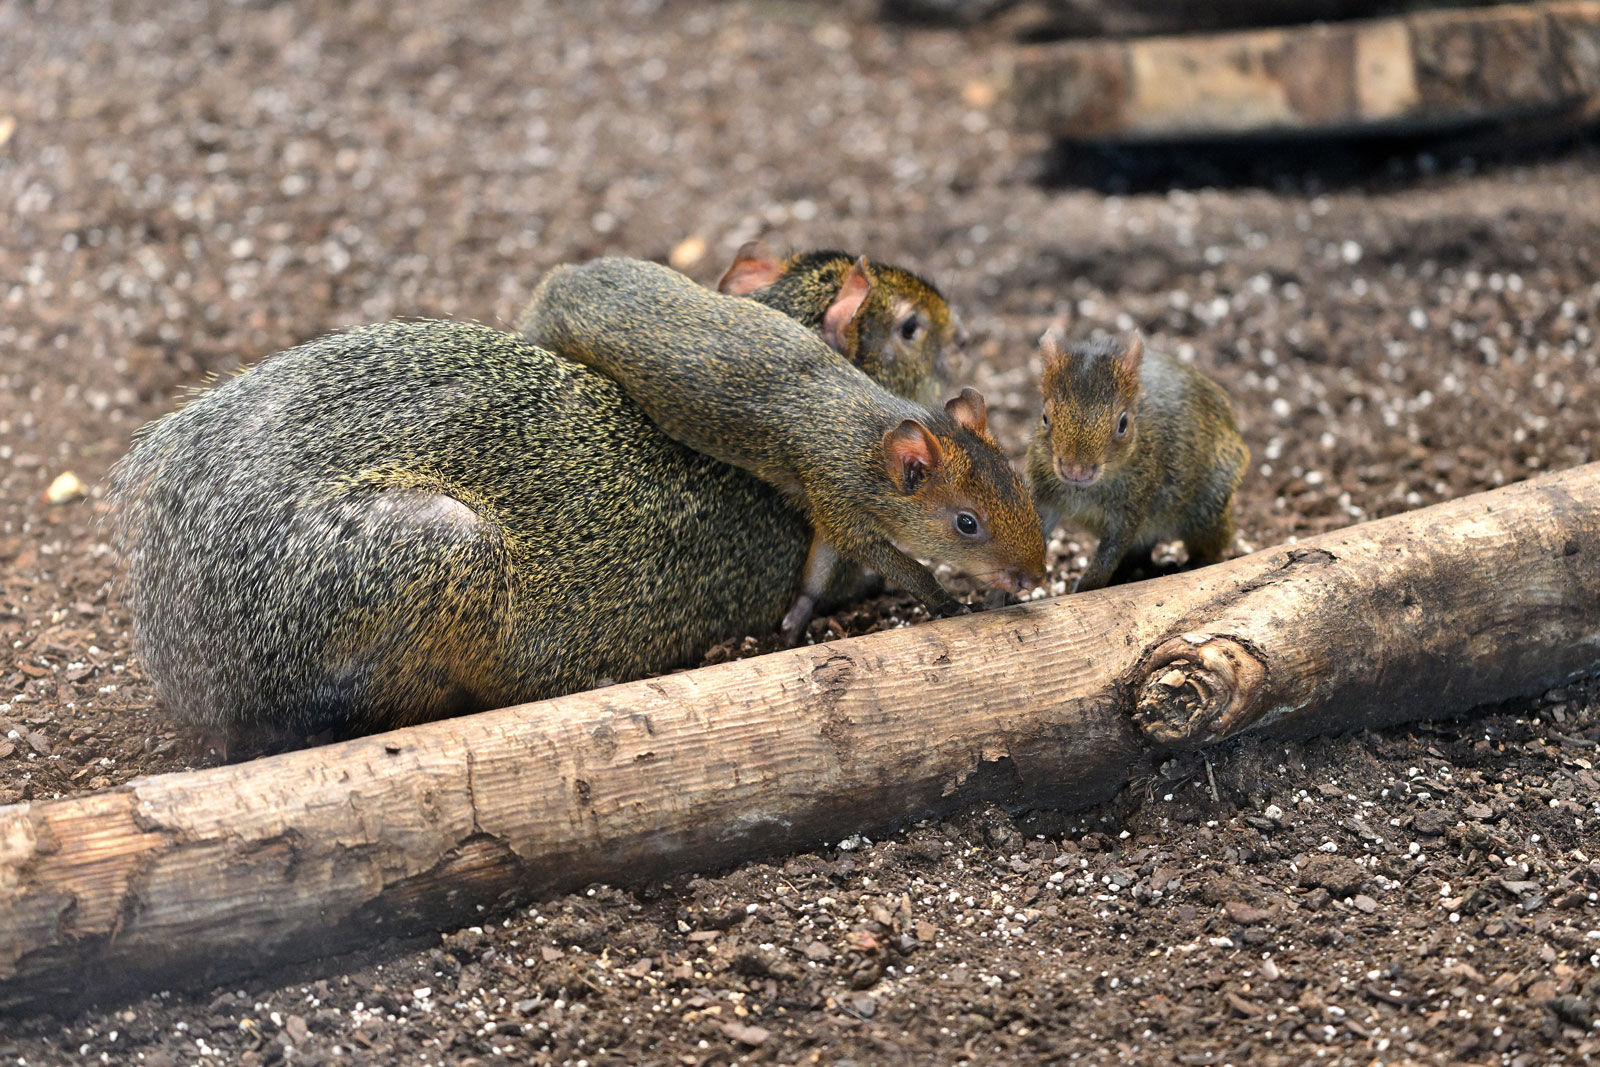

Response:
(885, 0), (1509, 37)
(3, 464), (1599, 1015)
(1011, 1), (1600, 141)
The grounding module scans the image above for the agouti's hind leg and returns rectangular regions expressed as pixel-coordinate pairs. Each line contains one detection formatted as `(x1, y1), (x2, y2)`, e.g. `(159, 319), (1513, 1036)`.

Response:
(1107, 546), (1155, 586)
(1184, 508), (1237, 568)
(319, 486), (515, 732)
(781, 537), (841, 646)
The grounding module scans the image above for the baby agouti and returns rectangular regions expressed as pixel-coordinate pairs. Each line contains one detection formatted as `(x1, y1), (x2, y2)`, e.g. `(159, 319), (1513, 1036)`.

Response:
(521, 257), (1045, 643)
(1026, 331), (1248, 592)
(718, 241), (963, 406)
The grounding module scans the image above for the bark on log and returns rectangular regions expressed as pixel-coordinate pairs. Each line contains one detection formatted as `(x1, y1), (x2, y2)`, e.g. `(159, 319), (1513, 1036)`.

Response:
(1011, 1), (1600, 140)
(3, 465), (1600, 1015)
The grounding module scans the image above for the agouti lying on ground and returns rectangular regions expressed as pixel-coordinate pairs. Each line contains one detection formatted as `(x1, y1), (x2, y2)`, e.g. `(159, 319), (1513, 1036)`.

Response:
(1026, 331), (1248, 591)
(719, 241), (963, 407)
(112, 251), (974, 739)
(520, 257), (1045, 643)
(111, 323), (814, 738)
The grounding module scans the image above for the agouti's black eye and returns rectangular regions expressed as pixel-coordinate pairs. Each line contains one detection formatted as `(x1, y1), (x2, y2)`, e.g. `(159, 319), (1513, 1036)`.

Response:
(1116, 412), (1130, 437)
(898, 316), (924, 342)
(1041, 410), (1051, 429)
(955, 511), (981, 538)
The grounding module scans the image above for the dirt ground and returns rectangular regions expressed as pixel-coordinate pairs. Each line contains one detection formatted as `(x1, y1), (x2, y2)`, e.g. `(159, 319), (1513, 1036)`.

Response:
(4, 0), (1600, 1063)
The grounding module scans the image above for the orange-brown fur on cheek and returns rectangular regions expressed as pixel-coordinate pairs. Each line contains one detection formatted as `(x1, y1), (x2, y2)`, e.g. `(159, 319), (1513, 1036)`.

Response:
(900, 425), (1045, 585)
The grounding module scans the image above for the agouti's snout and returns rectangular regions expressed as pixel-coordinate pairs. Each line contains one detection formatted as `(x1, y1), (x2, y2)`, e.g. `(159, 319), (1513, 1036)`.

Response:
(1054, 459), (1102, 488)
(986, 566), (1038, 594)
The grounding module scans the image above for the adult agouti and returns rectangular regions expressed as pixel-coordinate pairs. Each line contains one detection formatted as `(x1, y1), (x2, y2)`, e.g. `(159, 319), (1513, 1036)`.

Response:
(111, 322), (835, 738)
(520, 257), (1044, 642)
(112, 250), (978, 739)
(1026, 330), (1248, 592)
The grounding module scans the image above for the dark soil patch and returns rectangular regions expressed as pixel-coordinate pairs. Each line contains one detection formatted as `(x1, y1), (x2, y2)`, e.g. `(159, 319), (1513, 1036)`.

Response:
(3, 1), (1599, 1063)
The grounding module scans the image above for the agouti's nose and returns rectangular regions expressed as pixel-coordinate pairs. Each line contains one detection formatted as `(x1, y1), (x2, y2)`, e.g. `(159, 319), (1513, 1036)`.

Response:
(1055, 460), (1101, 487)
(989, 567), (1039, 594)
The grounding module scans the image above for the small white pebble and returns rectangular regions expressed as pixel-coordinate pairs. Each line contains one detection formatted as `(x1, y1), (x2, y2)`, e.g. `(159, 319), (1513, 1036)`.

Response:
(46, 471), (84, 504)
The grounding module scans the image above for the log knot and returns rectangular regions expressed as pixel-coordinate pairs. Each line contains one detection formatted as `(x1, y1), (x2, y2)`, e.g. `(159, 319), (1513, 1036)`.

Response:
(1132, 634), (1269, 747)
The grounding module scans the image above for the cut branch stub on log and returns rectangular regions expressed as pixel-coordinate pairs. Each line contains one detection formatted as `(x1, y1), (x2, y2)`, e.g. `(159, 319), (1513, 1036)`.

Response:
(1011, 1), (1600, 140)
(1135, 632), (1270, 746)
(2, 465), (1599, 1015)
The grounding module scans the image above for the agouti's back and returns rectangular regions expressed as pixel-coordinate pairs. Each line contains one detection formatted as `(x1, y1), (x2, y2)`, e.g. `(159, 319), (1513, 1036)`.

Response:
(522, 257), (894, 489)
(1128, 349), (1247, 534)
(113, 321), (814, 735)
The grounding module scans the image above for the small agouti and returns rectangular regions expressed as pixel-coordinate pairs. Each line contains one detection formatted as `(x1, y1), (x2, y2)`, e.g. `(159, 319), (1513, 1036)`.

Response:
(1025, 330), (1248, 592)
(717, 241), (962, 406)
(521, 257), (1045, 642)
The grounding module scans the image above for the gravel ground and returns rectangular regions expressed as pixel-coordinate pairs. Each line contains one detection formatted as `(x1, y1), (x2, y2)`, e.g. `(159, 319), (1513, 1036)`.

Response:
(4, 0), (1600, 1063)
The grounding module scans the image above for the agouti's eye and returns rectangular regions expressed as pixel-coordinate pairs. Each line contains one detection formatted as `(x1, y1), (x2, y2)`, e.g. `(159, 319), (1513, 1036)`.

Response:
(955, 511), (981, 538)
(1041, 411), (1051, 429)
(898, 316), (924, 342)
(1116, 412), (1130, 437)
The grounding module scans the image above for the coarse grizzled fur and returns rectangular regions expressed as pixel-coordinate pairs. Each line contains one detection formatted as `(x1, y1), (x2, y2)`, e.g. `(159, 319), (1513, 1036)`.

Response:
(112, 321), (833, 736)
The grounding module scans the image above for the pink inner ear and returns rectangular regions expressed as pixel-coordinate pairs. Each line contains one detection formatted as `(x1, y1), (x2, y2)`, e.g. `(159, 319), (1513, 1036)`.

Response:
(1038, 332), (1067, 375)
(717, 241), (783, 295)
(946, 387), (988, 435)
(1119, 330), (1146, 376)
(822, 257), (873, 353)
(883, 419), (942, 485)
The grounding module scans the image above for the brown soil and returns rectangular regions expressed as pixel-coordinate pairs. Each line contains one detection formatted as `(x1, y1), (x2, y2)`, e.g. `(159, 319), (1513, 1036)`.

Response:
(4, 1), (1600, 1063)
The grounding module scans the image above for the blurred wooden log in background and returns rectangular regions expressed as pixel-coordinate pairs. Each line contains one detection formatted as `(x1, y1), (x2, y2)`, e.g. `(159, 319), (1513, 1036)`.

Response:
(891, 0), (1519, 36)
(1008, 1), (1600, 140)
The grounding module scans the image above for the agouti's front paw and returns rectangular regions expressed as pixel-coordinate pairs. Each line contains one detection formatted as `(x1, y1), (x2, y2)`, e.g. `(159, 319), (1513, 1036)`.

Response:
(930, 599), (972, 620)
(981, 588), (1019, 612)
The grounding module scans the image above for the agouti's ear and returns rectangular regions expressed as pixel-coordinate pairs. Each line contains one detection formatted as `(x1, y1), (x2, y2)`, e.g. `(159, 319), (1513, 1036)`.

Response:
(1119, 330), (1146, 377)
(944, 387), (988, 435)
(883, 418), (945, 492)
(1038, 331), (1068, 376)
(822, 256), (875, 355)
(717, 241), (784, 295)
